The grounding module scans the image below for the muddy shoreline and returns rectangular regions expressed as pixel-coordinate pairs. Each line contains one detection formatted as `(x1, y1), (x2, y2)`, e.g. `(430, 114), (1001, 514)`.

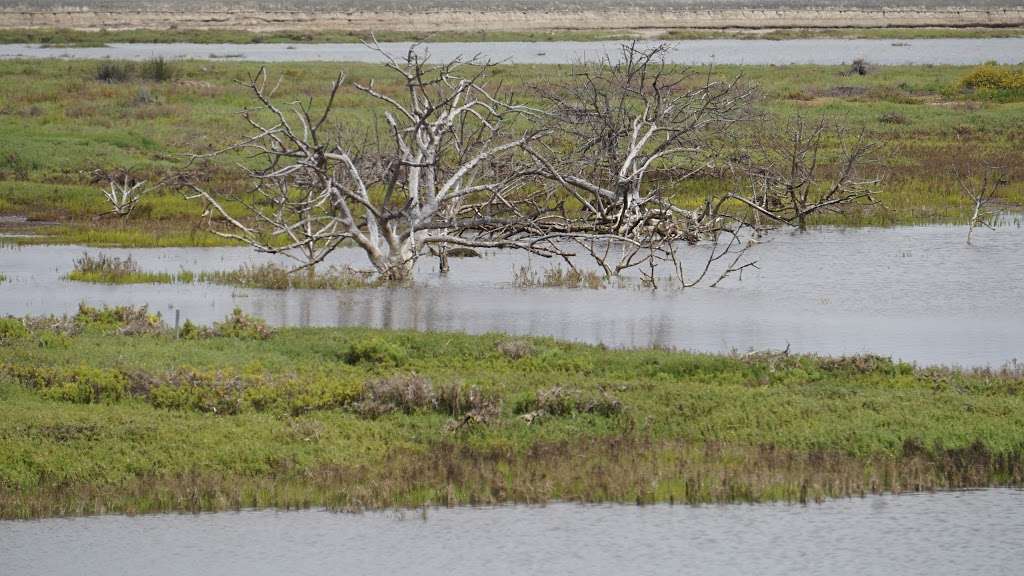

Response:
(2, 7), (1023, 32)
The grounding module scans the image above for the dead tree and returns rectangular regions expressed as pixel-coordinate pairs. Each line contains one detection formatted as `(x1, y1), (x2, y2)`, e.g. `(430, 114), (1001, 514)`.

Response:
(91, 169), (146, 219)
(525, 43), (758, 285)
(731, 114), (882, 231)
(185, 43), (554, 279)
(953, 163), (1009, 244)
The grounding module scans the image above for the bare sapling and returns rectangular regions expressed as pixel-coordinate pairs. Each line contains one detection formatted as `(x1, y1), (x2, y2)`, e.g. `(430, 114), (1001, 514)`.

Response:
(730, 114), (883, 231)
(954, 163), (1010, 244)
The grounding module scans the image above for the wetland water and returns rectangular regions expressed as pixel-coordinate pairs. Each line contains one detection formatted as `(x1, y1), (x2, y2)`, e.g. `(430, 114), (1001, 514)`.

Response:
(2, 489), (1022, 575)
(2, 38), (1024, 65)
(1, 224), (1021, 366)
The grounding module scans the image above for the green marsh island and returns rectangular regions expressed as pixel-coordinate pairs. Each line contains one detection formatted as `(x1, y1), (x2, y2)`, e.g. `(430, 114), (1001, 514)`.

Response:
(1, 23), (1023, 525)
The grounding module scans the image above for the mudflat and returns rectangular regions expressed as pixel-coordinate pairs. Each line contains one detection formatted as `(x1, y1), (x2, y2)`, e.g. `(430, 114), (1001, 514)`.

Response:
(2, 4), (1023, 32)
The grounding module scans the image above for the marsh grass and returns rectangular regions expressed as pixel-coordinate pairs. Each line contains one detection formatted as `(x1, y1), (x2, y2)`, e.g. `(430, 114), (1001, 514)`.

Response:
(512, 264), (607, 289)
(140, 57), (175, 82)
(3, 60), (1024, 247)
(63, 255), (376, 289)
(94, 61), (132, 83)
(197, 262), (375, 290)
(1, 312), (1023, 518)
(64, 252), (192, 284)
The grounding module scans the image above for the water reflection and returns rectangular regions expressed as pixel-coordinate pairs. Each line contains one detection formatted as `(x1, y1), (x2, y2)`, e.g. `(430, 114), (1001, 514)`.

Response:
(2, 489), (1021, 576)
(1, 224), (1021, 366)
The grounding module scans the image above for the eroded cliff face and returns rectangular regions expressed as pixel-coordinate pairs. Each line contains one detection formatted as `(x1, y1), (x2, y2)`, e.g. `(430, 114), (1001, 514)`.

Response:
(1, 5), (1023, 32)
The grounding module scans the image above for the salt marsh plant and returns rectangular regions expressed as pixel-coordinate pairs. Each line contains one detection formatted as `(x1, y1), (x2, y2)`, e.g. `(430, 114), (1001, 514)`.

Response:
(2, 314), (1023, 519)
(197, 262), (374, 289)
(140, 57), (175, 83)
(65, 252), (187, 284)
(94, 61), (132, 83)
(6, 59), (1023, 248)
(512, 263), (606, 289)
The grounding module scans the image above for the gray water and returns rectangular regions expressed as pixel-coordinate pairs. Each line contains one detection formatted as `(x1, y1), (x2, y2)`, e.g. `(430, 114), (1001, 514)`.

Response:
(2, 489), (1022, 575)
(3, 38), (1024, 65)
(1, 224), (1022, 367)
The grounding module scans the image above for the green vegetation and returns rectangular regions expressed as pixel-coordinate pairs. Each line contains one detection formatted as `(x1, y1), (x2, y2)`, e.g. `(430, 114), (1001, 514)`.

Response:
(64, 252), (193, 284)
(62, 255), (378, 289)
(94, 58), (177, 84)
(0, 59), (1023, 247)
(512, 264), (607, 289)
(198, 262), (376, 289)
(0, 305), (1022, 519)
(2, 27), (1022, 47)
(959, 63), (1024, 101)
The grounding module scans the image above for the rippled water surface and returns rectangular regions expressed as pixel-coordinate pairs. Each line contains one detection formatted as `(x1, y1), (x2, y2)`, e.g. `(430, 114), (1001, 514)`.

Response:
(1, 224), (1021, 366)
(2, 489), (1022, 576)
(2, 38), (1024, 64)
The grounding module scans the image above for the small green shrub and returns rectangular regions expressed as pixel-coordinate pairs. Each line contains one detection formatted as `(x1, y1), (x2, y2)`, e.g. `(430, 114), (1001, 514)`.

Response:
(209, 308), (273, 339)
(74, 303), (164, 335)
(247, 374), (363, 416)
(177, 310), (272, 340)
(179, 319), (202, 339)
(342, 337), (408, 366)
(146, 368), (246, 415)
(958, 64), (1024, 100)
(0, 317), (29, 343)
(960, 64), (1024, 91)
(36, 331), (71, 349)
(5, 364), (127, 404)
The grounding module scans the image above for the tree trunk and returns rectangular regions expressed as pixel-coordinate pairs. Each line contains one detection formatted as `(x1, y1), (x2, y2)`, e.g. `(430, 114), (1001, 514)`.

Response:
(438, 249), (450, 274)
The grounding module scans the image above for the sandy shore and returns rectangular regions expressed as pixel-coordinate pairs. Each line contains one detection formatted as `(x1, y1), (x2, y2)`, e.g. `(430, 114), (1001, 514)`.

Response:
(1, 7), (1023, 32)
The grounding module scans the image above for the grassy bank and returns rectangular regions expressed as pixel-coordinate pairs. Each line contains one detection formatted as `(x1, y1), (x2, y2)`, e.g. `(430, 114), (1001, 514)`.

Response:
(0, 307), (1022, 519)
(1, 59), (1023, 246)
(1, 27), (1023, 47)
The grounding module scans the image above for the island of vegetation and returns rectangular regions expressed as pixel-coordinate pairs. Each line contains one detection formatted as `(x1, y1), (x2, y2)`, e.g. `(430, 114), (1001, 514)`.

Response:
(1, 306), (1021, 520)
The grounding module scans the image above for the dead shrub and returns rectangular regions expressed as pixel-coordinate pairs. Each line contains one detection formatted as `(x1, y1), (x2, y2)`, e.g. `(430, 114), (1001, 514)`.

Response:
(516, 386), (623, 421)
(353, 376), (501, 425)
(497, 339), (534, 360)
(353, 374), (435, 417)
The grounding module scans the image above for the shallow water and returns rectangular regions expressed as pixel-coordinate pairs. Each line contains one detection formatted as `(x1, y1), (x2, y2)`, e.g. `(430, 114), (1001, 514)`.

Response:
(2, 38), (1024, 65)
(1, 224), (1021, 366)
(2, 489), (1022, 576)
